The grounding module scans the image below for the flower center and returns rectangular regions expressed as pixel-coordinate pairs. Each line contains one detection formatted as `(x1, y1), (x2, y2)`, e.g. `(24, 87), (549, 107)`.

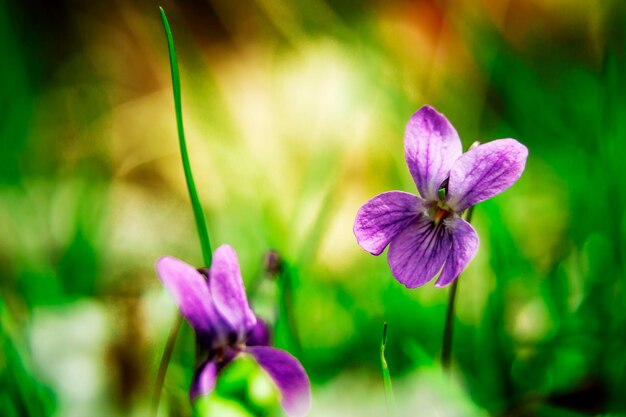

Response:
(215, 347), (226, 362)
(433, 206), (450, 225)
(428, 199), (453, 226)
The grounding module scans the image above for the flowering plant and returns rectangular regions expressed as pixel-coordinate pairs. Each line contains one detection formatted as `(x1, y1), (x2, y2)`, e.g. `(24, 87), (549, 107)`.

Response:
(157, 245), (311, 417)
(354, 106), (527, 287)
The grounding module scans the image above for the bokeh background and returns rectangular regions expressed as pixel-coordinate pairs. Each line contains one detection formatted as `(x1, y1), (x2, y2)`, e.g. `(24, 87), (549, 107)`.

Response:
(2, 0), (626, 416)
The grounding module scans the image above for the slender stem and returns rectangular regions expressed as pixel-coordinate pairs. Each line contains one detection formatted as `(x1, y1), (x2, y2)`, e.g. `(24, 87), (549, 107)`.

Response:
(441, 205), (475, 371)
(441, 280), (458, 370)
(279, 263), (303, 357)
(160, 7), (212, 267)
(380, 322), (396, 414)
(151, 313), (183, 415)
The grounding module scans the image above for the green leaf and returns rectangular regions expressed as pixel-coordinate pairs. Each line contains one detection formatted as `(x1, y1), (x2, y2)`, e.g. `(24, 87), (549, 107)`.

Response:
(380, 321), (395, 414)
(159, 7), (213, 266)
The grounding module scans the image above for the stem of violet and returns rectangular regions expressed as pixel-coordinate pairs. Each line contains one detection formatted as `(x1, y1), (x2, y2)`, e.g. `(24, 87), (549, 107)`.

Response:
(278, 262), (303, 358)
(151, 314), (183, 415)
(153, 8), (214, 416)
(441, 205), (474, 371)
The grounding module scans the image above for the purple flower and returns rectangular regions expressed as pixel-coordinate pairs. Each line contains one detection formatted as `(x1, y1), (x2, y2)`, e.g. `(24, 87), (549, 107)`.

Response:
(354, 106), (528, 288)
(156, 244), (311, 417)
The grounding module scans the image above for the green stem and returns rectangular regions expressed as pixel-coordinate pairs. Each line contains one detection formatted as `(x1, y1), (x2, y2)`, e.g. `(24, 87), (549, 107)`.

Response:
(159, 7), (212, 267)
(441, 279), (458, 371)
(278, 263), (303, 357)
(441, 205), (474, 371)
(151, 313), (183, 415)
(380, 321), (396, 414)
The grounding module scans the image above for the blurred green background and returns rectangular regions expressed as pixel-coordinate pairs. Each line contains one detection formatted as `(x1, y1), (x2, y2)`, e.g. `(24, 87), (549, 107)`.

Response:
(1, 0), (626, 416)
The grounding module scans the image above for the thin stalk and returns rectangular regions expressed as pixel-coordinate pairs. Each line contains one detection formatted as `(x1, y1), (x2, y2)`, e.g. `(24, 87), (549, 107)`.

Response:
(159, 6), (212, 267)
(441, 205), (474, 371)
(441, 279), (458, 371)
(278, 263), (303, 357)
(151, 313), (183, 415)
(380, 322), (396, 414)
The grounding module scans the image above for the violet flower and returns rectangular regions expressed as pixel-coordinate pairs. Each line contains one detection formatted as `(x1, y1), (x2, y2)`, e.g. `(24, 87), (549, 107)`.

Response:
(354, 106), (527, 288)
(156, 244), (311, 417)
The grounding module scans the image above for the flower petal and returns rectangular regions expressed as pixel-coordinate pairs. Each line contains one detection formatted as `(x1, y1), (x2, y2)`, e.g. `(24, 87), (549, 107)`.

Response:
(405, 106), (463, 200)
(209, 245), (257, 341)
(434, 217), (479, 287)
(191, 348), (242, 401)
(387, 215), (452, 288)
(156, 257), (220, 338)
(246, 346), (311, 417)
(354, 191), (423, 256)
(190, 359), (218, 401)
(446, 139), (528, 212)
(247, 317), (270, 347)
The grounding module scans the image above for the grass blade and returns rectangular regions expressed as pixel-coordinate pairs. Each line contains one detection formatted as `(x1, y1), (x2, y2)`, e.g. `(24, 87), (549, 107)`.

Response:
(381, 321), (396, 414)
(159, 6), (212, 266)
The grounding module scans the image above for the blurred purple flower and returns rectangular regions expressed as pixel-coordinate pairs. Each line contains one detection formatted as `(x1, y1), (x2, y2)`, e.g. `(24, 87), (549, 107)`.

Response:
(354, 106), (528, 288)
(156, 245), (311, 417)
